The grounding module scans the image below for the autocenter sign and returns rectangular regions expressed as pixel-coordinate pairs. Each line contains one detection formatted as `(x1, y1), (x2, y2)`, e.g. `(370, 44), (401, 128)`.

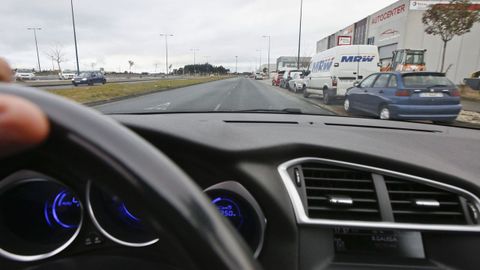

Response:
(371, 3), (406, 24)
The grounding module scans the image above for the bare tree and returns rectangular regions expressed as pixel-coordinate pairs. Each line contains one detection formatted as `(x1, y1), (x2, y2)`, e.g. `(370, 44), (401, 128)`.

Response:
(45, 45), (67, 72)
(422, 0), (480, 72)
(128, 60), (134, 73)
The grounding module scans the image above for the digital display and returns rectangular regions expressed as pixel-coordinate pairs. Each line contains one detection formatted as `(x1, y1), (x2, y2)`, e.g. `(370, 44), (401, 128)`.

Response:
(333, 228), (425, 258)
(212, 197), (244, 229)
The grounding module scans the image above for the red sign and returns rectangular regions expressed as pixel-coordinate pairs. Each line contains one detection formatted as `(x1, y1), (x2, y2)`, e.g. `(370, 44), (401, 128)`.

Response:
(371, 4), (406, 24)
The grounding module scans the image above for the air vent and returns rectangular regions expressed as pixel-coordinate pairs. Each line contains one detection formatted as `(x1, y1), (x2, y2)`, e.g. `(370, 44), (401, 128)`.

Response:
(385, 175), (467, 225)
(301, 163), (381, 221)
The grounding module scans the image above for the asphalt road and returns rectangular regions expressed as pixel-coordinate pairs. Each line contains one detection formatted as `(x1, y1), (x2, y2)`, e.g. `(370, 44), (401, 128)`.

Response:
(96, 77), (333, 115)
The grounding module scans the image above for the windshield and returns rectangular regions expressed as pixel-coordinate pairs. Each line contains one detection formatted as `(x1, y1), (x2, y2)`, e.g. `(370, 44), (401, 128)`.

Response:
(79, 72), (91, 78)
(405, 52), (425, 65)
(402, 74), (455, 88)
(3, 0), (480, 128)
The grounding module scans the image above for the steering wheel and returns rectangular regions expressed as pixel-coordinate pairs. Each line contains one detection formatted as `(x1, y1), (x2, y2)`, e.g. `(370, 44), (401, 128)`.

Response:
(0, 83), (260, 270)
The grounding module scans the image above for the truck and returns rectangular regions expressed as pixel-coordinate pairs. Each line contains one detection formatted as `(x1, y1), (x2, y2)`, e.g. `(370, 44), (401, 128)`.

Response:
(304, 45), (380, 104)
(380, 49), (426, 72)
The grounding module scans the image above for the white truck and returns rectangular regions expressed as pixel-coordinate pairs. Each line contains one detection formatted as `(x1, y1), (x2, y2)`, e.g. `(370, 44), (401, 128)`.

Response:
(304, 45), (380, 104)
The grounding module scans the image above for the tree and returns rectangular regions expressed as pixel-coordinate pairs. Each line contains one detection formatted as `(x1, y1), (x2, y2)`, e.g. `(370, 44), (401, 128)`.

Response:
(128, 60), (134, 73)
(45, 45), (67, 72)
(422, 0), (480, 72)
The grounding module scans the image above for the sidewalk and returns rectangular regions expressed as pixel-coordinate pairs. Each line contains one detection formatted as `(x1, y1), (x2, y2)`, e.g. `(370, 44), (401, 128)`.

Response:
(462, 98), (480, 113)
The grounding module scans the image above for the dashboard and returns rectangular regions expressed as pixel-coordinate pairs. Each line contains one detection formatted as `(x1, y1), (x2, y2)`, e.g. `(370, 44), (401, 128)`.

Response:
(1, 112), (480, 270)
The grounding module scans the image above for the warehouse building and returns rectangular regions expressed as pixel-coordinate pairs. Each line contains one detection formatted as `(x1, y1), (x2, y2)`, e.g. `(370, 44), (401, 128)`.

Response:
(276, 56), (311, 71)
(315, 0), (480, 83)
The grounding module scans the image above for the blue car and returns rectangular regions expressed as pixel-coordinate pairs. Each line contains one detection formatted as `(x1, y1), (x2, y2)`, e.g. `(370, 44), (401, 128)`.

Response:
(344, 72), (462, 122)
(72, 72), (107, 86)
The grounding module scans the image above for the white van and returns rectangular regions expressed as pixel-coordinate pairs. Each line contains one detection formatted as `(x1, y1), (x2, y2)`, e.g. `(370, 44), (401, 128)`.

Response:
(304, 45), (380, 104)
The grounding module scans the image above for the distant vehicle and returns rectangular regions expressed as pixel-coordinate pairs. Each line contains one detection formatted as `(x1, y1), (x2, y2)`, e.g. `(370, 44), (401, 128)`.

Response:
(72, 71), (107, 86)
(280, 69), (302, 89)
(344, 72), (461, 123)
(272, 71), (285, 86)
(304, 45), (380, 104)
(15, 69), (36, 80)
(254, 73), (263, 80)
(287, 72), (306, 93)
(380, 49), (426, 72)
(59, 70), (77, 80)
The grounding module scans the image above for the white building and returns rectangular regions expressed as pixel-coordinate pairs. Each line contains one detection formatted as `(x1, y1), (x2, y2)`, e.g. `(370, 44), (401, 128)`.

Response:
(315, 0), (480, 83)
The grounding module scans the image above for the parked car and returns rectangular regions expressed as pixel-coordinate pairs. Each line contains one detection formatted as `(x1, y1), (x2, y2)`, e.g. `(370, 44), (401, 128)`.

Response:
(72, 71), (107, 86)
(280, 69), (302, 89)
(287, 72), (306, 93)
(344, 72), (462, 122)
(14, 69), (36, 80)
(272, 71), (284, 86)
(304, 45), (380, 104)
(59, 70), (77, 80)
(254, 73), (263, 80)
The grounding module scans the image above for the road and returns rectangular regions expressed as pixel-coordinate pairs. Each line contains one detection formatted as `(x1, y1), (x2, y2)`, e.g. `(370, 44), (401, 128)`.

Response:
(96, 77), (333, 115)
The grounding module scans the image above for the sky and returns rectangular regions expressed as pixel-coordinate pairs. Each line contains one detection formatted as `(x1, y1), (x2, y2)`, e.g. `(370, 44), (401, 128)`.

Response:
(0, 0), (398, 73)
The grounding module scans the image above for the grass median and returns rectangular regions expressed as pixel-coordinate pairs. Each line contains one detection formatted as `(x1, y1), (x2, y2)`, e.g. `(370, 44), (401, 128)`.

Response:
(46, 77), (225, 104)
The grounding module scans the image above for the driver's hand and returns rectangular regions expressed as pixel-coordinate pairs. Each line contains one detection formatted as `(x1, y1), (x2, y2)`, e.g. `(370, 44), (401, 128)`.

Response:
(0, 58), (49, 158)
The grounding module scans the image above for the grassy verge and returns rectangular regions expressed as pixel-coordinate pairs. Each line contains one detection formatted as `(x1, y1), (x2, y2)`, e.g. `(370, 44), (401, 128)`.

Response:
(46, 77), (225, 104)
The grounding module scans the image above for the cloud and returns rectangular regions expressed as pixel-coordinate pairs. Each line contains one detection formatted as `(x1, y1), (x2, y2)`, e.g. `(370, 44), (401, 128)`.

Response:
(1, 0), (397, 72)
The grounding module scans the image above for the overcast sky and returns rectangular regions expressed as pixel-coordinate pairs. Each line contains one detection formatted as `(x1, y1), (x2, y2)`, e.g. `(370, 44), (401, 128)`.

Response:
(1, 0), (397, 72)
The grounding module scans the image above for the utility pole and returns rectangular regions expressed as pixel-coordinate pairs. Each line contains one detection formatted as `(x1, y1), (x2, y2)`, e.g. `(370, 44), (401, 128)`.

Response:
(262, 35), (271, 78)
(27, 27), (42, 72)
(204, 56), (210, 74)
(235, 56), (238, 74)
(160, 33), (173, 76)
(297, 0), (304, 69)
(70, 0), (80, 75)
(190, 48), (199, 75)
(256, 49), (262, 72)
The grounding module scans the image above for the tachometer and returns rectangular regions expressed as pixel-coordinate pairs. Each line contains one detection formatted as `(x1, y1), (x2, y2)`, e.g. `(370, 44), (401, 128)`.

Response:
(86, 181), (158, 247)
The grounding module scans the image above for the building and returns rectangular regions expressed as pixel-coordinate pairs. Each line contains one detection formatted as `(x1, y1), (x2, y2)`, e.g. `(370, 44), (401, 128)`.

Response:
(276, 56), (312, 71)
(315, 0), (480, 83)
(258, 64), (277, 73)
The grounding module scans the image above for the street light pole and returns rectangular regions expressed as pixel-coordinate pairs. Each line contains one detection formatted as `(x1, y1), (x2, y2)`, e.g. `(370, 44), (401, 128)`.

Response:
(70, 0), (80, 75)
(297, 0), (304, 69)
(256, 49), (262, 72)
(262, 35), (271, 78)
(204, 56), (210, 74)
(27, 27), (42, 72)
(190, 48), (199, 75)
(160, 33), (173, 76)
(235, 56), (238, 74)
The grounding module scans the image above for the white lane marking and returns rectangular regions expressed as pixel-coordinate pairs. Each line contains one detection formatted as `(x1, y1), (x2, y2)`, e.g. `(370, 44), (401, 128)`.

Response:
(214, 104), (222, 111)
(144, 102), (171, 111)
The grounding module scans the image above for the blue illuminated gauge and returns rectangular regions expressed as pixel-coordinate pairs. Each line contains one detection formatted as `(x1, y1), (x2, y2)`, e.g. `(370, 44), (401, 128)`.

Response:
(120, 202), (141, 222)
(205, 181), (267, 258)
(0, 174), (83, 261)
(212, 197), (244, 229)
(44, 190), (81, 229)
